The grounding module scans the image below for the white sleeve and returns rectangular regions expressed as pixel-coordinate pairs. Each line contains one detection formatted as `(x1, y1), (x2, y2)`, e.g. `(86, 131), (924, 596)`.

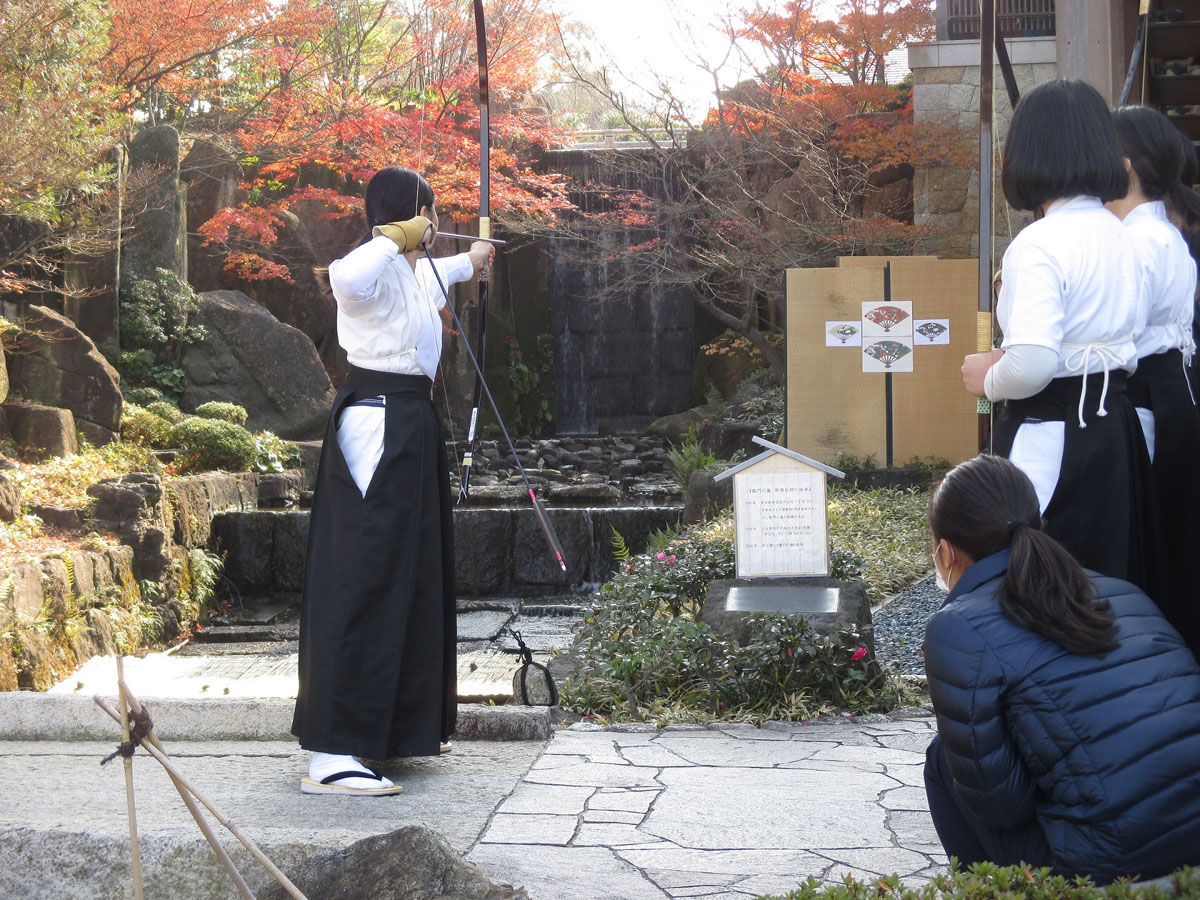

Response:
(983, 344), (1059, 401)
(997, 238), (1065, 353)
(327, 235), (399, 305)
(419, 253), (475, 310)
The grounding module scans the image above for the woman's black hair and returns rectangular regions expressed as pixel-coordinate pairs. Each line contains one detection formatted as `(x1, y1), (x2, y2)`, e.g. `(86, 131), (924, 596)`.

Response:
(1113, 105), (1200, 262)
(315, 166), (436, 292)
(1002, 79), (1128, 211)
(362, 166), (435, 240)
(928, 454), (1119, 656)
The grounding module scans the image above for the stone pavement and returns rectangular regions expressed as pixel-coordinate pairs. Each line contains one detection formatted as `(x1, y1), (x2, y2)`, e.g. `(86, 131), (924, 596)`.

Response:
(0, 641), (947, 899)
(468, 719), (946, 900)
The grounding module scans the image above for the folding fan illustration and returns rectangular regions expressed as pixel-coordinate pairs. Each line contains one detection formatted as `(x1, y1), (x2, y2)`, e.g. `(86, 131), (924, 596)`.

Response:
(828, 324), (859, 343)
(864, 340), (912, 368)
(916, 321), (948, 342)
(863, 305), (910, 332)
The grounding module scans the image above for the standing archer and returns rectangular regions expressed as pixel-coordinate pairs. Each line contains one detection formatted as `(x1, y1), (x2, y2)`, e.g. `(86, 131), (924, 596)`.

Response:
(291, 166), (493, 796)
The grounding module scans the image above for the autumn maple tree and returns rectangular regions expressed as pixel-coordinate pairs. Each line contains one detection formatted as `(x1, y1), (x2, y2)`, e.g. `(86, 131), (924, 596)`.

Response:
(539, 0), (958, 379)
(193, 0), (572, 282)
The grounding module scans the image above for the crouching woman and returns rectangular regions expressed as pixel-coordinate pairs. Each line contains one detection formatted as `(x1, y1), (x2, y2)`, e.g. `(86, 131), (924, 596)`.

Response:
(923, 454), (1200, 883)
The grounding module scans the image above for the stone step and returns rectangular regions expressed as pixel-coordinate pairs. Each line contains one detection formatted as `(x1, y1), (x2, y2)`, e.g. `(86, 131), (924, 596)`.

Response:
(0, 692), (551, 742)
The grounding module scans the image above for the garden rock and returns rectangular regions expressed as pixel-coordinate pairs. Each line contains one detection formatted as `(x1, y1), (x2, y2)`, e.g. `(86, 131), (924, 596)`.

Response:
(699, 417), (763, 460)
(645, 409), (703, 445)
(30, 504), (82, 531)
(6, 306), (122, 444)
(180, 137), (242, 292)
(0, 473), (20, 522)
(123, 124), (185, 287)
(88, 473), (173, 584)
(228, 208), (339, 368)
(256, 826), (528, 900)
(3, 403), (78, 457)
(182, 290), (334, 440)
(682, 468), (732, 525)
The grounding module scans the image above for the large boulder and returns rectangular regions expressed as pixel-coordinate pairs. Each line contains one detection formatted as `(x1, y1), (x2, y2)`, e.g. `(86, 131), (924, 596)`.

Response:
(231, 208), (337, 362)
(180, 138), (242, 293)
(182, 290), (334, 440)
(123, 124), (186, 289)
(7, 305), (122, 444)
(257, 826), (528, 900)
(3, 403), (78, 457)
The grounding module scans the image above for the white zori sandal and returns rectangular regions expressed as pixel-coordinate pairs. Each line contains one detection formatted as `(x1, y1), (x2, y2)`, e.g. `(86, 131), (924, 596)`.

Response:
(300, 765), (402, 796)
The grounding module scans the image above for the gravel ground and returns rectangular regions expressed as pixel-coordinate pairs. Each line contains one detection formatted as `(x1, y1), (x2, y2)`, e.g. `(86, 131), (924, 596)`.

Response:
(873, 573), (944, 678)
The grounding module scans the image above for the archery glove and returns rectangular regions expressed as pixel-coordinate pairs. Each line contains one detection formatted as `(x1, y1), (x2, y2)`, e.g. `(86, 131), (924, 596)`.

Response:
(373, 216), (434, 252)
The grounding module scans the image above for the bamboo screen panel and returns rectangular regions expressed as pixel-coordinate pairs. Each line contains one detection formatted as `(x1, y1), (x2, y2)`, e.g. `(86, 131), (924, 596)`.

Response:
(836, 255), (937, 268)
(786, 257), (980, 466)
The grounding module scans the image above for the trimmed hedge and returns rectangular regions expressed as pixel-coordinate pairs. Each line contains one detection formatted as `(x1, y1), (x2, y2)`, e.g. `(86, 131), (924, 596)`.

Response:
(760, 863), (1198, 900)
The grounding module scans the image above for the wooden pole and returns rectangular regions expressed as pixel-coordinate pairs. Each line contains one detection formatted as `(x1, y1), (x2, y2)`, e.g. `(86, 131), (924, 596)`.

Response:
(93, 693), (309, 900)
(978, 0), (996, 453)
(108, 683), (255, 900)
(115, 656), (144, 900)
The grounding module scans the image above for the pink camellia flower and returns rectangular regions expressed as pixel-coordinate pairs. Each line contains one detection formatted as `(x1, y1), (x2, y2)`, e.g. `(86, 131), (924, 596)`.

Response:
(668, 555), (677, 565)
(851, 647), (868, 661)
(657, 551), (667, 561)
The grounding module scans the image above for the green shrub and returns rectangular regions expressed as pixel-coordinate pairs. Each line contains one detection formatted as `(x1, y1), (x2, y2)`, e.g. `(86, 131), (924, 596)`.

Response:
(120, 405), (174, 449)
(195, 401), (249, 425)
(119, 268), (205, 362)
(122, 385), (164, 406)
(252, 431), (302, 473)
(171, 418), (257, 473)
(145, 401), (183, 424)
(560, 517), (908, 724)
(668, 423), (719, 489)
(761, 862), (1200, 900)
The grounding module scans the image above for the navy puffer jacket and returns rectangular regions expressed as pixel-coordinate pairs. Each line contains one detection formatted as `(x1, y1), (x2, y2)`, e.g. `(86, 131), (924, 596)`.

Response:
(924, 551), (1200, 883)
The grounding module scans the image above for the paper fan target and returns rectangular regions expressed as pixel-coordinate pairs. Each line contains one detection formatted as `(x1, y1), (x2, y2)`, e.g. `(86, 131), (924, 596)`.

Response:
(916, 321), (948, 342)
(828, 323), (859, 343)
(864, 340), (912, 369)
(863, 305), (910, 332)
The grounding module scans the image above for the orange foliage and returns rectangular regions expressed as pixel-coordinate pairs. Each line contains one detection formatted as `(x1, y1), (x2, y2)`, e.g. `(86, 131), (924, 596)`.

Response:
(192, 0), (573, 280)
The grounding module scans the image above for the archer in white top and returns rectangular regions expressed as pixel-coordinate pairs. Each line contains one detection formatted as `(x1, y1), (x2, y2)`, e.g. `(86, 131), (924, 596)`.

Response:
(329, 234), (476, 379)
(1126, 199), (1197, 364)
(977, 195), (1142, 510)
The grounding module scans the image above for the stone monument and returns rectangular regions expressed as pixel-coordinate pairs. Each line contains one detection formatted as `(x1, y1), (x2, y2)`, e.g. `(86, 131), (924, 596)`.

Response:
(701, 437), (874, 656)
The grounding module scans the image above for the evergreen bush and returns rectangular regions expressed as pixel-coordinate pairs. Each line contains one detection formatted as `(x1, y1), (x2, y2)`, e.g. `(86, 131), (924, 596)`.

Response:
(145, 401), (184, 424)
(761, 862), (1199, 900)
(171, 418), (256, 473)
(119, 405), (174, 449)
(195, 401), (248, 425)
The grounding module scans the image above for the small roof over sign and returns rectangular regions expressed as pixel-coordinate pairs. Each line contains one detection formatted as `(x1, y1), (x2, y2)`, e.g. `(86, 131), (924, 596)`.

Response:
(713, 436), (846, 483)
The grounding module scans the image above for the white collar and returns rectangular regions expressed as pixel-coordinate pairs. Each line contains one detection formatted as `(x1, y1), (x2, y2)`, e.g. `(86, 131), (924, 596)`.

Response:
(1044, 195), (1105, 216)
(1122, 199), (1168, 226)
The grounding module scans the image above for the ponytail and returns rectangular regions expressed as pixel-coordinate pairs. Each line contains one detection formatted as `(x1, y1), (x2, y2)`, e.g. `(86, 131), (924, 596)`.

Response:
(1169, 178), (1200, 264)
(1113, 105), (1200, 264)
(929, 455), (1119, 657)
(999, 523), (1119, 656)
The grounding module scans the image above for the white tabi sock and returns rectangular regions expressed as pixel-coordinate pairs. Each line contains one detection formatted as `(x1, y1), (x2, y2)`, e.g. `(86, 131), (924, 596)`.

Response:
(309, 752), (394, 790)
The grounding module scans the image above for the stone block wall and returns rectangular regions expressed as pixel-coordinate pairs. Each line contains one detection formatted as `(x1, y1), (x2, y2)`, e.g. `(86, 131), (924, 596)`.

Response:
(214, 505), (686, 601)
(0, 470), (284, 691)
(909, 37), (1058, 258)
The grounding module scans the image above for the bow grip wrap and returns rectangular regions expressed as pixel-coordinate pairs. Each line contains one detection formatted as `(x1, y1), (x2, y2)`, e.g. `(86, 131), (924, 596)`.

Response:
(373, 216), (434, 252)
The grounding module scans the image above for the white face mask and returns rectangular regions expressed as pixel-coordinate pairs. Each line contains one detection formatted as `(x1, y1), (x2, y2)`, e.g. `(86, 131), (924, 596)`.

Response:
(932, 542), (954, 593)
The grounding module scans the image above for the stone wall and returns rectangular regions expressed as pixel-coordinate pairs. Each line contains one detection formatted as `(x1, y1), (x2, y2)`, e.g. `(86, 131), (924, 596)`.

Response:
(0, 470), (281, 691)
(214, 504), (685, 601)
(909, 37), (1057, 258)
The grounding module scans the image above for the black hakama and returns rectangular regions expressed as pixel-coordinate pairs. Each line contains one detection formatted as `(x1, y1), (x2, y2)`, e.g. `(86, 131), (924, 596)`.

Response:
(292, 366), (456, 759)
(1128, 349), (1200, 651)
(993, 372), (1165, 598)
